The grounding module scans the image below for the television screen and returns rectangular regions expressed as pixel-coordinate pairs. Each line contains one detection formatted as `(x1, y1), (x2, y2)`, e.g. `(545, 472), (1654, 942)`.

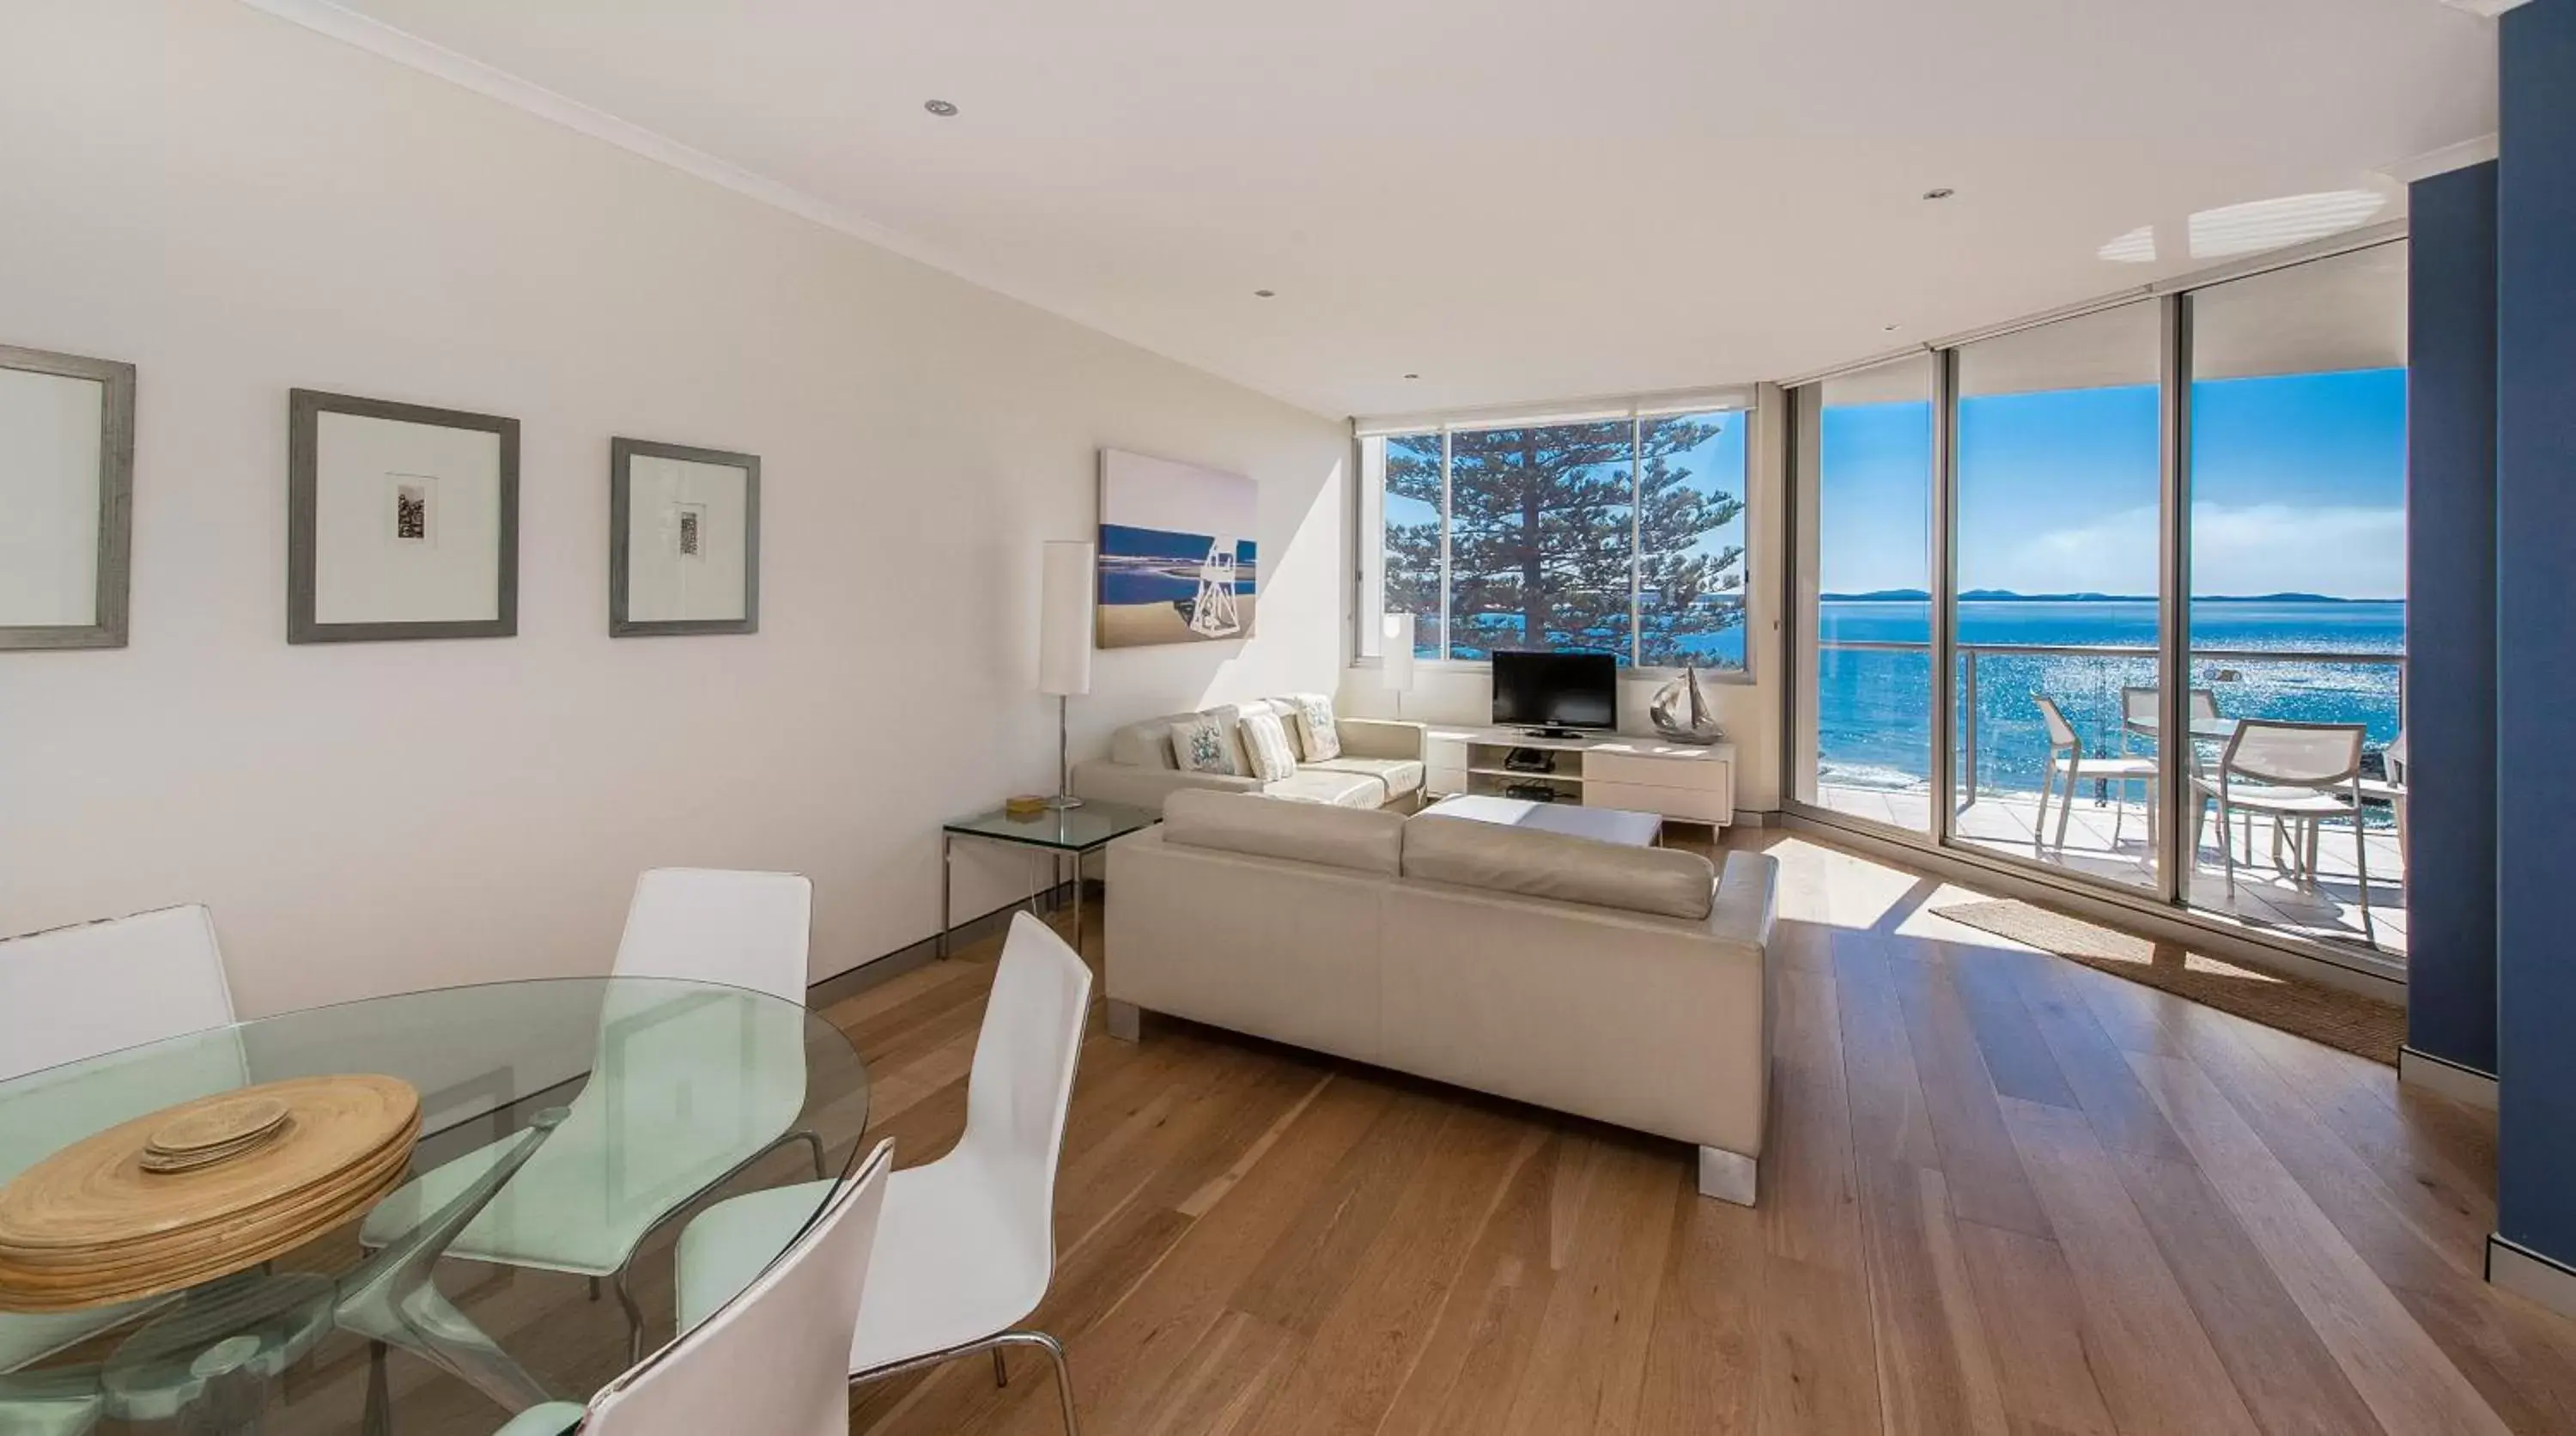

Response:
(1492, 649), (1618, 731)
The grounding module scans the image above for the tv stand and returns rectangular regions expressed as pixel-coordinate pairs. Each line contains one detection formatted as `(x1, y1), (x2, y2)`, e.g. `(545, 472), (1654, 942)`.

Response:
(1420, 726), (1736, 827)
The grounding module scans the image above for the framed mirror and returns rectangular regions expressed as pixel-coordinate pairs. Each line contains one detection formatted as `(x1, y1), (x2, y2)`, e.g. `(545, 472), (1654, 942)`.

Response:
(0, 344), (135, 650)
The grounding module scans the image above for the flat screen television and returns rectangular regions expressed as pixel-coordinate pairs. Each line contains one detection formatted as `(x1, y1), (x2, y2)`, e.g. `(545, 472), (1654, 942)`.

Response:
(1492, 649), (1618, 733)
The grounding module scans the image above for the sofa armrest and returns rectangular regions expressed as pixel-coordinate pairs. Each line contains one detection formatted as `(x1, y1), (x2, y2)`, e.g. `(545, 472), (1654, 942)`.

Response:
(1338, 718), (1426, 761)
(1071, 759), (1261, 814)
(1707, 851), (1779, 949)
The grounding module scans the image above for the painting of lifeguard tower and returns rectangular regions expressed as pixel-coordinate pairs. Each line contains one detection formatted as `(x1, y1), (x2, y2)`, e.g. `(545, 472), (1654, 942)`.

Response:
(1097, 448), (1258, 648)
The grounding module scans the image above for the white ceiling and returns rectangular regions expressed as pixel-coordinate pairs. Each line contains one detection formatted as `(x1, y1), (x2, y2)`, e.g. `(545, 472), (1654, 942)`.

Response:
(276, 0), (2495, 417)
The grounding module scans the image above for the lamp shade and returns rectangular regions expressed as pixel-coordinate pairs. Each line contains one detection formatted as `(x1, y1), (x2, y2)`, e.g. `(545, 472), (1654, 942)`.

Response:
(1038, 540), (1095, 697)
(1382, 613), (1416, 691)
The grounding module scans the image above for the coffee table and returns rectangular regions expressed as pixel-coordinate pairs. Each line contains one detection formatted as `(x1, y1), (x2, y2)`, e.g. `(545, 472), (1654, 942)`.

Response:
(940, 800), (1160, 958)
(1419, 794), (1663, 847)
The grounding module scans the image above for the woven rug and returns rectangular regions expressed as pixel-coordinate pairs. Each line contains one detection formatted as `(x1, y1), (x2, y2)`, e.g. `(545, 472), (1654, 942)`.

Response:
(1932, 898), (2403, 1065)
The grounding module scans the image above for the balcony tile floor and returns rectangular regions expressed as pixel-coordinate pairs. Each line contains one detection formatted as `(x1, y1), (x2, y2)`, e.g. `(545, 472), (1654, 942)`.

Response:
(1814, 782), (2406, 958)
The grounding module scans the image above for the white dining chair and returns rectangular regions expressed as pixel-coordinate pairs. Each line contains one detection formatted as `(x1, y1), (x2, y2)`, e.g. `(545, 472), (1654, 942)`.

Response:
(361, 869), (823, 1362)
(0, 905), (241, 1436)
(671, 913), (1094, 1434)
(2354, 727), (2409, 895)
(487, 1138), (898, 1436)
(2033, 695), (2158, 854)
(2191, 721), (2375, 942)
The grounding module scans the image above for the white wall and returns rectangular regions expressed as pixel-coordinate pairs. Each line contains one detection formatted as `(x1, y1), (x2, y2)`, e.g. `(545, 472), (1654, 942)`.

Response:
(0, 0), (1347, 1015)
(1338, 385), (1788, 814)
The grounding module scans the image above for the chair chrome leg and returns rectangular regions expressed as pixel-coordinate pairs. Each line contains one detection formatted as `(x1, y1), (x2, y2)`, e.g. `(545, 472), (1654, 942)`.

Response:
(364, 1339), (391, 1436)
(848, 1330), (1078, 1435)
(794, 1128), (827, 1180)
(1010, 1330), (1080, 1436)
(993, 1348), (1009, 1387)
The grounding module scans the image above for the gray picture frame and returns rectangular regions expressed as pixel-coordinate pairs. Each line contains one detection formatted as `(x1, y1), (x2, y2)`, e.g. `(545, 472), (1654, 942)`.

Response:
(0, 344), (135, 651)
(609, 437), (761, 637)
(288, 389), (519, 644)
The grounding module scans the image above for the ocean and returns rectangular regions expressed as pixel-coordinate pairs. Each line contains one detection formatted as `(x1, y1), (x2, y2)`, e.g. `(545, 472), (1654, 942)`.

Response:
(1807, 598), (2405, 796)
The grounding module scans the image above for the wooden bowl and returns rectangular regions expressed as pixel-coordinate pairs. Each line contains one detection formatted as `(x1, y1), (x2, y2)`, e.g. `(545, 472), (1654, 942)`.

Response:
(0, 1074), (420, 1312)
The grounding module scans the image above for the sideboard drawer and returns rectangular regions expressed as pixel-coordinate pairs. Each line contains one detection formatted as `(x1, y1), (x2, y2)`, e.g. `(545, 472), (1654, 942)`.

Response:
(1586, 777), (1734, 826)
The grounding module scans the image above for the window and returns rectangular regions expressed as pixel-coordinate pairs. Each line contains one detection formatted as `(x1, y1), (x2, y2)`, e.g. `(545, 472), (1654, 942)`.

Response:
(1361, 402), (1750, 670)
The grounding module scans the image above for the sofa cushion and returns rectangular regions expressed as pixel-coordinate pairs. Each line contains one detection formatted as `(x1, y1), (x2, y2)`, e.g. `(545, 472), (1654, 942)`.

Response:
(1170, 712), (1242, 776)
(1239, 709), (1300, 782)
(1287, 694), (1342, 761)
(1261, 769), (1386, 807)
(1163, 789), (1404, 874)
(1401, 813), (1716, 920)
(1309, 757), (1424, 800)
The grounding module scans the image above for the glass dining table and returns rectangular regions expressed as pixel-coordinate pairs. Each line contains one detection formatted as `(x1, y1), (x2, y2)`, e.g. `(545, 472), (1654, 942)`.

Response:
(0, 977), (869, 1435)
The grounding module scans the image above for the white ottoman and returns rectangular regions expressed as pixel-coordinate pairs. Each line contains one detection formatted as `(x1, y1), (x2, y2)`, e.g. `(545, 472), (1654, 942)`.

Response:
(1419, 794), (1663, 848)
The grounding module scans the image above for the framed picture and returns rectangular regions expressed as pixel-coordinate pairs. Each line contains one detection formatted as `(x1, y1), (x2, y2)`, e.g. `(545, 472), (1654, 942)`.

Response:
(1097, 447), (1256, 648)
(609, 438), (759, 636)
(288, 389), (519, 643)
(0, 344), (135, 650)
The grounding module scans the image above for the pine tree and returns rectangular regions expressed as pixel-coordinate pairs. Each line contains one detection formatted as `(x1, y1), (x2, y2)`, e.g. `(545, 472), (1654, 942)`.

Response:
(1385, 417), (1745, 665)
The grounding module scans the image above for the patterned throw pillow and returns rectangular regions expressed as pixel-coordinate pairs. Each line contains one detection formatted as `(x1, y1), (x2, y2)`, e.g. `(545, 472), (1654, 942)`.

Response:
(1170, 713), (1240, 776)
(1238, 710), (1299, 782)
(1290, 695), (1342, 762)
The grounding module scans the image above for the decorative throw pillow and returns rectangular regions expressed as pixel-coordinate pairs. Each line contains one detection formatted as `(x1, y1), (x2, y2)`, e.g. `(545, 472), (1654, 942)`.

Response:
(1170, 713), (1240, 776)
(1238, 710), (1299, 782)
(1290, 694), (1342, 762)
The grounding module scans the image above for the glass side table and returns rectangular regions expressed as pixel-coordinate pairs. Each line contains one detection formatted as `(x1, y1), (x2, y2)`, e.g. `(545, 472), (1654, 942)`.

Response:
(940, 800), (1160, 958)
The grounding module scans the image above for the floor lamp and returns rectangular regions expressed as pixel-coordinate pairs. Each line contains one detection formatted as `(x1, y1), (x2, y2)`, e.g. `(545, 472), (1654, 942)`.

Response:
(1039, 540), (1095, 809)
(1382, 613), (1416, 720)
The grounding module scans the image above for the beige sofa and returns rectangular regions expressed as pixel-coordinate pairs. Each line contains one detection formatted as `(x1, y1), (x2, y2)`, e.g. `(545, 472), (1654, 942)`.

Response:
(1103, 789), (1778, 1202)
(1070, 697), (1426, 813)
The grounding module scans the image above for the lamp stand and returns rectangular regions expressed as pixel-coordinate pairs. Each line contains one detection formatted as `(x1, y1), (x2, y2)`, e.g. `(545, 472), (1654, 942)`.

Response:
(1048, 693), (1084, 809)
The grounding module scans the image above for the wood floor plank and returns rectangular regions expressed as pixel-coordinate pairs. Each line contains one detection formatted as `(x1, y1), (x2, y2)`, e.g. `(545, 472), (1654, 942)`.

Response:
(1987, 944), (2194, 1164)
(1229, 1087), (1450, 1335)
(1763, 935), (1867, 1269)
(1996, 1095), (2262, 1436)
(2104, 1145), (2388, 1436)
(1953, 1220), (2118, 1436)
(1632, 1177), (1762, 1436)
(1889, 953), (2056, 1239)
(1497, 1135), (1684, 1436)
(2127, 1050), (2513, 1436)
(1941, 944), (2080, 1110)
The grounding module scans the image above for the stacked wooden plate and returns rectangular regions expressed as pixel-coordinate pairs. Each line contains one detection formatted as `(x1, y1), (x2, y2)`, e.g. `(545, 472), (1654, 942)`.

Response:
(0, 1074), (420, 1313)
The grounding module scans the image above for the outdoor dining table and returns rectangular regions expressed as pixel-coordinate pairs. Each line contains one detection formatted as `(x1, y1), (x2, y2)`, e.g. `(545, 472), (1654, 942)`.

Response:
(0, 977), (869, 1435)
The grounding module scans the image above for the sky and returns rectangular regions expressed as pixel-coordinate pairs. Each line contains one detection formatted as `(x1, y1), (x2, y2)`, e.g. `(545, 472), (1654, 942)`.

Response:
(1819, 368), (2406, 599)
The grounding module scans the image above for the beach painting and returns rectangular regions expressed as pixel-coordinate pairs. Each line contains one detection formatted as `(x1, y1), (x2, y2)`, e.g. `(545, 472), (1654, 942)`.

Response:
(1097, 448), (1258, 648)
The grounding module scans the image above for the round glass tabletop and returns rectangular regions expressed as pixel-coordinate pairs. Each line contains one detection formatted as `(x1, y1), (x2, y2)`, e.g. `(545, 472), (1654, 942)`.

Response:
(0, 977), (869, 1433)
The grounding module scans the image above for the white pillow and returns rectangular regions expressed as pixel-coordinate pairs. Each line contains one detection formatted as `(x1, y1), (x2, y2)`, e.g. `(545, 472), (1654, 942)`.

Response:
(1238, 709), (1299, 782)
(1170, 713), (1241, 776)
(1290, 695), (1342, 761)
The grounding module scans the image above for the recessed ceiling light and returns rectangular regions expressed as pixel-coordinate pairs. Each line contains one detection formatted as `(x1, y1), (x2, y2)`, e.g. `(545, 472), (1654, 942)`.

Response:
(1403, 373), (1420, 380)
(1253, 289), (1276, 298)
(1922, 187), (1956, 201)
(1882, 324), (1902, 333)
(923, 99), (958, 117)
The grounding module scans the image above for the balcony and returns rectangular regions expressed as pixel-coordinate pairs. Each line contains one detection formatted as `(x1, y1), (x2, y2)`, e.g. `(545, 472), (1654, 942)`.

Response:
(1811, 638), (2405, 958)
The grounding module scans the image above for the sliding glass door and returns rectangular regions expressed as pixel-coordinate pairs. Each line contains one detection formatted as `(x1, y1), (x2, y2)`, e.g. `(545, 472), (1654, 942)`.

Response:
(1950, 301), (2165, 891)
(1786, 236), (2409, 964)
(1793, 355), (1935, 833)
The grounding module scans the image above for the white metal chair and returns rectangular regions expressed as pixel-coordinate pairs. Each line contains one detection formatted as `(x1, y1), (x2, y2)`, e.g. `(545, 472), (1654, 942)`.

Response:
(361, 869), (823, 1363)
(489, 1139), (898, 1436)
(2354, 728), (2409, 894)
(0, 905), (240, 1436)
(672, 913), (1095, 1434)
(2117, 685), (2221, 747)
(2033, 695), (2159, 854)
(2191, 721), (2375, 943)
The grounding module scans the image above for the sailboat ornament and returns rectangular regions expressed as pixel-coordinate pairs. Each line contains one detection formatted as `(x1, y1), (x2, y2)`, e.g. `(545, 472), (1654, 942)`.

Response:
(1649, 664), (1727, 745)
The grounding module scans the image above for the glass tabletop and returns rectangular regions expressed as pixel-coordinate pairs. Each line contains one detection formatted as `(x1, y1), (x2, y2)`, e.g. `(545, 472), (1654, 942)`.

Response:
(944, 799), (1160, 851)
(0, 977), (868, 1433)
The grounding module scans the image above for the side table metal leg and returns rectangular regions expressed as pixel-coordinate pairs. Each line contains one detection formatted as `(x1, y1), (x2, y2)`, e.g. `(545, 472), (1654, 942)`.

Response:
(1072, 855), (1085, 959)
(939, 832), (952, 958)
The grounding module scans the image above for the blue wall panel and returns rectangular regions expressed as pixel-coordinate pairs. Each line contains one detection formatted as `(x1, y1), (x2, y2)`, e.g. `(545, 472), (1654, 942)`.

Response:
(2496, 0), (2576, 1265)
(2405, 161), (2499, 1078)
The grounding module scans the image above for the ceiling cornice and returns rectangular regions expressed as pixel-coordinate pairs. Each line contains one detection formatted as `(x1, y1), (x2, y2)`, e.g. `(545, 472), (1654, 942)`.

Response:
(228, 0), (1337, 417)
(2437, 0), (2529, 15)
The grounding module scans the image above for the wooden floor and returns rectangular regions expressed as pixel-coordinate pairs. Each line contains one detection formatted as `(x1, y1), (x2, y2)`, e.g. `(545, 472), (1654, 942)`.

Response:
(253, 826), (2571, 1434)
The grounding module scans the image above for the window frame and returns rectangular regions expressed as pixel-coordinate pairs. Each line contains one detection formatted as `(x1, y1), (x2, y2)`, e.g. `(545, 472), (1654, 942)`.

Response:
(1354, 389), (1758, 680)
